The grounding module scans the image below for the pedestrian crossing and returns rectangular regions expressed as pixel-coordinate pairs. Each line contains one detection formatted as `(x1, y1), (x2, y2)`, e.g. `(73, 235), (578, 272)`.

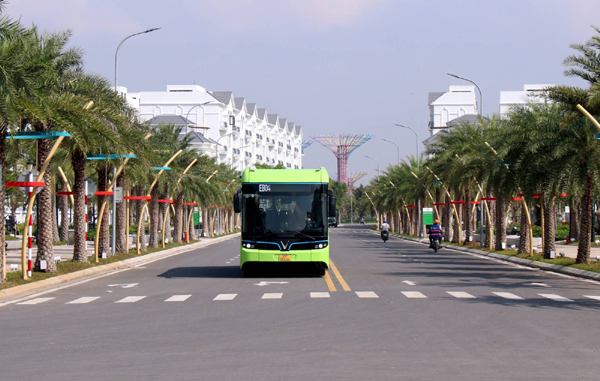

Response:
(10, 290), (600, 306)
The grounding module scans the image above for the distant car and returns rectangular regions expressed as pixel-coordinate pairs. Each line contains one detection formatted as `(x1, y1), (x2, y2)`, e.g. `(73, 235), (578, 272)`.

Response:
(328, 217), (337, 227)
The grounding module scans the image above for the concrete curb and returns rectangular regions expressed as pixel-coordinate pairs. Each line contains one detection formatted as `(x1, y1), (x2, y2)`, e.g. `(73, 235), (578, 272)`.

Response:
(0, 233), (240, 301)
(373, 230), (600, 282)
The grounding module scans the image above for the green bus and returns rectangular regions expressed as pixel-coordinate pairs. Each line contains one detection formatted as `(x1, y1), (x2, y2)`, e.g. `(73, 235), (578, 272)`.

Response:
(233, 167), (336, 276)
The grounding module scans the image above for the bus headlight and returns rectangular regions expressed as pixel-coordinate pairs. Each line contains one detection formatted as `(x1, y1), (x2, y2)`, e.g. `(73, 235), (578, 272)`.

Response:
(318, 244), (323, 249)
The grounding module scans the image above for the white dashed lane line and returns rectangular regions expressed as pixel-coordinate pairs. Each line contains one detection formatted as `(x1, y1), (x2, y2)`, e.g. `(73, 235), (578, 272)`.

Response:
(401, 291), (427, 299)
(165, 295), (192, 302)
(115, 296), (146, 303)
(66, 297), (101, 304)
(17, 297), (55, 305)
(213, 294), (237, 301)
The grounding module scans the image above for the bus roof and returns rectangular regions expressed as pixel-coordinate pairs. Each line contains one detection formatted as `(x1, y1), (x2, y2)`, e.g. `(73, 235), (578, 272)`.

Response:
(241, 167), (330, 184)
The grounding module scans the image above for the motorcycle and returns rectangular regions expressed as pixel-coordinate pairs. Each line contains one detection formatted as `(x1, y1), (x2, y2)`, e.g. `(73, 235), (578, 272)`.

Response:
(381, 230), (389, 242)
(431, 238), (441, 252)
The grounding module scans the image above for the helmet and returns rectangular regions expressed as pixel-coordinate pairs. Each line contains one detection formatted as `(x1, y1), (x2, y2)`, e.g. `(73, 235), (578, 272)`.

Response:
(434, 219), (439, 224)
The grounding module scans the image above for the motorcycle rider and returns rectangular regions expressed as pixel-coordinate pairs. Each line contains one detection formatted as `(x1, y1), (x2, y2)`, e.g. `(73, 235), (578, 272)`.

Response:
(380, 218), (390, 241)
(429, 219), (443, 248)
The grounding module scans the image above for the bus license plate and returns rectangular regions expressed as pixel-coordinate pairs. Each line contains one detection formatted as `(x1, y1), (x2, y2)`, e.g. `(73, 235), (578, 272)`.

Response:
(279, 255), (291, 261)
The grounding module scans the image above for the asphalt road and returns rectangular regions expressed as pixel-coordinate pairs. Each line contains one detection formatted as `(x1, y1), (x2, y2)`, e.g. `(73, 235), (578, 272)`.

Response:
(1, 225), (599, 380)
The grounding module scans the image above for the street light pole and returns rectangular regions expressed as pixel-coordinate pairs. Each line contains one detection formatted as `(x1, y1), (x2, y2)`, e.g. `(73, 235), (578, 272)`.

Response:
(114, 27), (161, 92)
(364, 155), (380, 174)
(447, 73), (484, 246)
(382, 138), (400, 164)
(395, 124), (421, 237)
(185, 101), (213, 135)
(215, 133), (233, 164)
(113, 27), (160, 256)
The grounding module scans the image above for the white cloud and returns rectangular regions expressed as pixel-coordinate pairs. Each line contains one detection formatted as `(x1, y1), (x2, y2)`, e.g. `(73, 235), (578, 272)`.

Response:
(5, 0), (142, 36)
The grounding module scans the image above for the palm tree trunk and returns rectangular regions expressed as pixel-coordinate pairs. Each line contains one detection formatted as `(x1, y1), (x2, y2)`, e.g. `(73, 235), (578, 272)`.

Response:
(443, 194), (451, 242)
(52, 183), (60, 243)
(162, 183), (172, 243)
(569, 198), (579, 242)
(59, 178), (69, 242)
(464, 187), (472, 245)
(71, 149), (88, 262)
(495, 197), (507, 250)
(35, 138), (56, 272)
(97, 165), (111, 255)
(576, 174), (594, 264)
(149, 185), (159, 248)
(543, 195), (557, 258)
(173, 192), (183, 243)
(518, 202), (530, 255)
(115, 172), (127, 253)
(137, 186), (146, 251)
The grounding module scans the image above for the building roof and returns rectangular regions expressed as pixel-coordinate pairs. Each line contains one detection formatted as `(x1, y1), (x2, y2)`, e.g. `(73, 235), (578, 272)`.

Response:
(278, 118), (287, 129)
(257, 108), (267, 120)
(210, 91), (233, 105)
(184, 132), (218, 145)
(295, 125), (302, 136)
(287, 122), (295, 133)
(146, 115), (193, 126)
(431, 86), (476, 106)
(267, 114), (278, 125)
(246, 103), (256, 114)
(428, 92), (445, 106)
(446, 114), (487, 127)
(234, 97), (245, 111)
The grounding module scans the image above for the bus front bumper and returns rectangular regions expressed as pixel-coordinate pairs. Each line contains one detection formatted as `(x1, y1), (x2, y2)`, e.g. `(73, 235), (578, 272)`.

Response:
(240, 247), (329, 268)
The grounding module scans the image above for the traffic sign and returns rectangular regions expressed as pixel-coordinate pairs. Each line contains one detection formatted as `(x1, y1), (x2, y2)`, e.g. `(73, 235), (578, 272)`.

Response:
(85, 178), (96, 197)
(114, 187), (123, 203)
(423, 207), (434, 225)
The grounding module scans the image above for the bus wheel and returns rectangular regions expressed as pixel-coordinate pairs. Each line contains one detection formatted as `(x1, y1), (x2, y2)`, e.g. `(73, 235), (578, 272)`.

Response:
(314, 263), (326, 277)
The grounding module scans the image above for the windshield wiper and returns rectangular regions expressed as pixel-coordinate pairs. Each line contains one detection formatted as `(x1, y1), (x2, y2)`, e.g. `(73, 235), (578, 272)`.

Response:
(283, 230), (315, 241)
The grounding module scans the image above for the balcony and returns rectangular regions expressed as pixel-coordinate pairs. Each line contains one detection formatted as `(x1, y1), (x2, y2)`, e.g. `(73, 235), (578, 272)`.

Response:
(233, 148), (241, 156)
(267, 138), (275, 148)
(219, 122), (228, 131)
(278, 142), (284, 152)
(219, 146), (228, 156)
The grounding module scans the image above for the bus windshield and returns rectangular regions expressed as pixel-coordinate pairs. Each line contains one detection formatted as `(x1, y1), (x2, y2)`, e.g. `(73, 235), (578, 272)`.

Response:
(242, 183), (328, 240)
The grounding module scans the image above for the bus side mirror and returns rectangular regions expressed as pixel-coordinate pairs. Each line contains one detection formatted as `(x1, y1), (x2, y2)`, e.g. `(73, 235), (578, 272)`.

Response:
(233, 191), (241, 213)
(328, 195), (336, 218)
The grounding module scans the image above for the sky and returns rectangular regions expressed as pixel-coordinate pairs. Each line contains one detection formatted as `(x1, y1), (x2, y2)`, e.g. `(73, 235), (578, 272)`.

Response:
(5, 0), (600, 185)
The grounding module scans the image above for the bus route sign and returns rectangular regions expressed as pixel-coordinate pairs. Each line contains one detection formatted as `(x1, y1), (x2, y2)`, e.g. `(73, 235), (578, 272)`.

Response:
(423, 207), (434, 225)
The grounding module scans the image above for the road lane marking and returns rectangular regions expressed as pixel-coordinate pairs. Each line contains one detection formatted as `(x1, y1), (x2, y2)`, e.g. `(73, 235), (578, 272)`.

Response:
(262, 293), (283, 299)
(356, 291), (378, 298)
(214, 294), (237, 301)
(402, 280), (416, 286)
(165, 295), (191, 302)
(115, 296), (146, 303)
(493, 292), (524, 300)
(310, 292), (330, 298)
(447, 292), (476, 299)
(67, 297), (101, 304)
(17, 297), (55, 305)
(324, 270), (337, 292)
(538, 293), (573, 302)
(401, 291), (427, 298)
(329, 260), (351, 291)
(584, 295), (600, 301)
(529, 283), (550, 287)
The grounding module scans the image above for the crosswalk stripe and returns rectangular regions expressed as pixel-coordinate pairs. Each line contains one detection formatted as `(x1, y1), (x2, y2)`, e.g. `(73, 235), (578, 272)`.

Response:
(355, 291), (379, 298)
(17, 297), (55, 305)
(165, 295), (192, 302)
(310, 292), (330, 298)
(493, 292), (524, 300)
(214, 294), (237, 301)
(262, 293), (283, 299)
(538, 293), (573, 302)
(115, 296), (146, 303)
(401, 291), (427, 298)
(584, 295), (600, 301)
(447, 291), (476, 299)
(67, 297), (101, 304)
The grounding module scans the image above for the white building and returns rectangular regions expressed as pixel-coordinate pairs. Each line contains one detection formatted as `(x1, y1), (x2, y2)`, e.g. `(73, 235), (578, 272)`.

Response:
(119, 84), (303, 172)
(499, 84), (554, 117)
(428, 85), (478, 136)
